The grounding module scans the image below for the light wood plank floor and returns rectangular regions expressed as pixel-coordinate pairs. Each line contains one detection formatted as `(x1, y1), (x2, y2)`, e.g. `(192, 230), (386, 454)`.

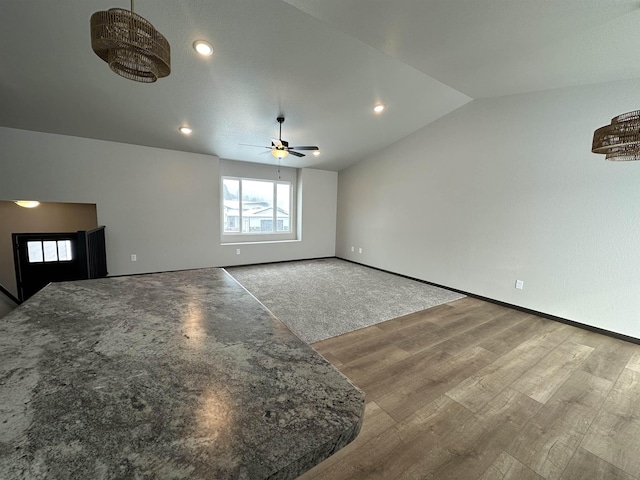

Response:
(298, 297), (640, 480)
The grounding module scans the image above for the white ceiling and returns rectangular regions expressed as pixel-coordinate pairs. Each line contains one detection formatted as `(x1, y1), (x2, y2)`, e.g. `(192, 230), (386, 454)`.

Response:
(1, 0), (639, 171)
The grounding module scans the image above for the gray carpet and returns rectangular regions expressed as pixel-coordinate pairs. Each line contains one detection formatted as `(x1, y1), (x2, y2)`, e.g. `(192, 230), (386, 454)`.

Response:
(226, 258), (465, 343)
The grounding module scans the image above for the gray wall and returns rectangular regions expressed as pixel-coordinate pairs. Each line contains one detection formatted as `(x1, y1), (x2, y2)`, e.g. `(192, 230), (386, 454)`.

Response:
(0, 127), (337, 277)
(337, 79), (640, 339)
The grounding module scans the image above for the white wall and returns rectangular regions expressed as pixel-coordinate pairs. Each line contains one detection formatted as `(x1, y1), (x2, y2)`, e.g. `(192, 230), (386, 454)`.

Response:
(0, 127), (337, 277)
(337, 79), (640, 339)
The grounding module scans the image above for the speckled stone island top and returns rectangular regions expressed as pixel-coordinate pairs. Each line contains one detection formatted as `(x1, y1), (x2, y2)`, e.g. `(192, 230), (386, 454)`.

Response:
(0, 268), (365, 479)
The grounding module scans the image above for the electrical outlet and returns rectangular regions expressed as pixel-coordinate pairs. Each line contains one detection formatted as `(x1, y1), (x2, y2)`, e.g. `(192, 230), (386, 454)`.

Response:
(358, 248), (363, 254)
(515, 280), (524, 290)
(236, 248), (241, 255)
(351, 246), (354, 252)
(130, 254), (137, 262)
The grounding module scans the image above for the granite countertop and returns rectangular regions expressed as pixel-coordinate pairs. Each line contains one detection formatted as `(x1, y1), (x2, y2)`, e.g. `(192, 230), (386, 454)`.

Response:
(0, 268), (365, 479)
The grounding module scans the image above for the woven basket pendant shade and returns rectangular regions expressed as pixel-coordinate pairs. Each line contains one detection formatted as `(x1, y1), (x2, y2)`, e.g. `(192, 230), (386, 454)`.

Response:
(592, 110), (640, 161)
(90, 5), (170, 83)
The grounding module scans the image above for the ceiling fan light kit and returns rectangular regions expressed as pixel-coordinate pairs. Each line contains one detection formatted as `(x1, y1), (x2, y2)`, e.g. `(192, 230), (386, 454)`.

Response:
(592, 110), (640, 161)
(271, 149), (289, 159)
(90, 1), (171, 83)
(242, 116), (319, 160)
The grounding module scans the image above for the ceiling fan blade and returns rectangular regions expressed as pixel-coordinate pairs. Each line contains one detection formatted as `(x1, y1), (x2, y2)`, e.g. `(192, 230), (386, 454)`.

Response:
(271, 138), (283, 148)
(289, 150), (305, 157)
(289, 146), (319, 151)
(240, 143), (271, 149)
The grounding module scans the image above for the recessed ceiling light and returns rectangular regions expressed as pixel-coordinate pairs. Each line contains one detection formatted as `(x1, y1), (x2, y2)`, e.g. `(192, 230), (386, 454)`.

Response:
(312, 150), (321, 156)
(193, 40), (213, 56)
(179, 126), (193, 135)
(373, 104), (385, 113)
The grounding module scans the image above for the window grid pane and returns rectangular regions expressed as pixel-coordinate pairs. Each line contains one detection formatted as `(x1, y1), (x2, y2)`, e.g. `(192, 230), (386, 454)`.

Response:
(57, 240), (73, 261)
(27, 241), (43, 263)
(43, 241), (58, 262)
(276, 183), (290, 232)
(241, 179), (275, 233)
(223, 178), (240, 232)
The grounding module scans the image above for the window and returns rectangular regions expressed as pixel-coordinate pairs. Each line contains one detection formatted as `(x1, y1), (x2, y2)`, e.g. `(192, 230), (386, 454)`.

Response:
(220, 159), (297, 243)
(222, 177), (293, 239)
(27, 240), (73, 263)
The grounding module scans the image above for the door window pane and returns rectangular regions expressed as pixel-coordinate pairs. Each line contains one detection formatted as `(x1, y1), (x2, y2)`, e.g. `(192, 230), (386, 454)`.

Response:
(27, 241), (43, 263)
(57, 240), (73, 261)
(43, 241), (58, 262)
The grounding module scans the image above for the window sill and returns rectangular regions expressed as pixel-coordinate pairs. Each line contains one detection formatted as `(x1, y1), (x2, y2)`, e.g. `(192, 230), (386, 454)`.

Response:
(221, 239), (301, 246)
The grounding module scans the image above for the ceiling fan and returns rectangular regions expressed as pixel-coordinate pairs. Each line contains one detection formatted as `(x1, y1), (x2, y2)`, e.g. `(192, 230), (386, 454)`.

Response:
(241, 116), (319, 159)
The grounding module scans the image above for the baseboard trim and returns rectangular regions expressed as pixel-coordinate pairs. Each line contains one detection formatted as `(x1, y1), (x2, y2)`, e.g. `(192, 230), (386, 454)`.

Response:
(338, 257), (640, 346)
(0, 283), (21, 305)
(220, 256), (336, 270)
(106, 257), (337, 279)
(108, 256), (639, 346)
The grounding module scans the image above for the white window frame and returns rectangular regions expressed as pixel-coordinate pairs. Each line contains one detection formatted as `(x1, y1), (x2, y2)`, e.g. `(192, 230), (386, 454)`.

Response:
(220, 160), (298, 243)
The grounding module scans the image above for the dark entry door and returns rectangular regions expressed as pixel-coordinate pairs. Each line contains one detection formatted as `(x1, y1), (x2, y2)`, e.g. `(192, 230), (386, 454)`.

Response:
(13, 233), (82, 302)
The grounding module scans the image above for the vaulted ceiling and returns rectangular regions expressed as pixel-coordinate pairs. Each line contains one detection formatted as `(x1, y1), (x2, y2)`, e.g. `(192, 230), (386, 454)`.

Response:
(1, 0), (639, 171)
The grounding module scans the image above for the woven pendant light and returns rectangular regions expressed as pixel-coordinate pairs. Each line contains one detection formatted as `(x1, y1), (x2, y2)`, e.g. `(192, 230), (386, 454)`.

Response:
(592, 110), (640, 161)
(90, 0), (170, 83)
